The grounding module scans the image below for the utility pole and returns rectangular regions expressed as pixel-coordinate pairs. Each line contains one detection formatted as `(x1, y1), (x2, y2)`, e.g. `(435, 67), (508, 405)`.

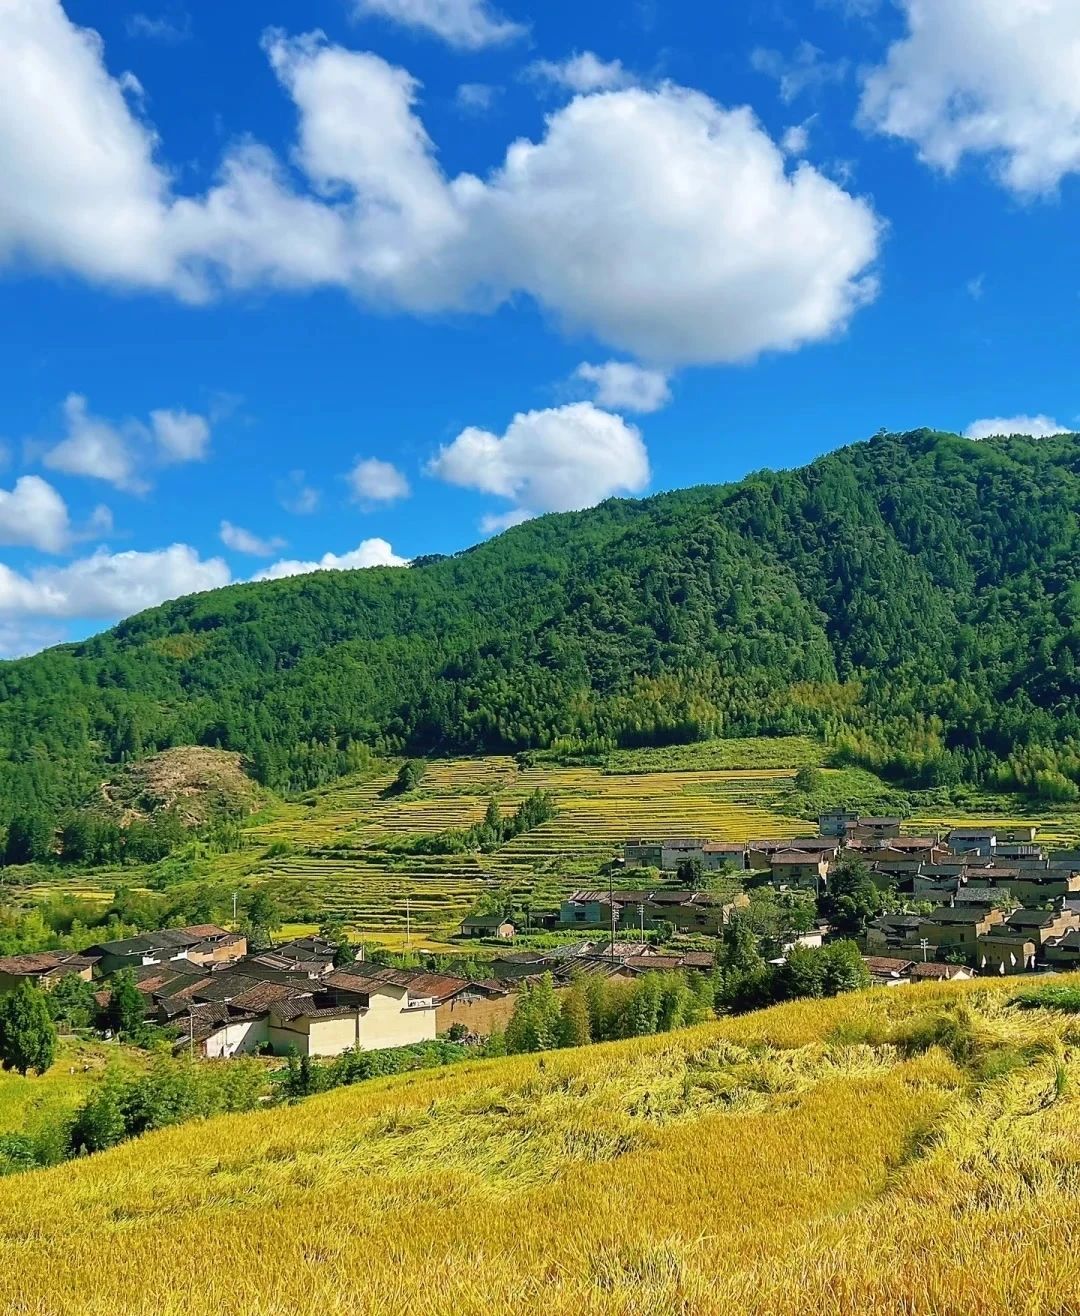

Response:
(919, 937), (929, 963)
(640, 903), (645, 945)
(232, 891), (238, 927)
(609, 864), (616, 962)
(188, 1002), (195, 1061)
(405, 890), (411, 950)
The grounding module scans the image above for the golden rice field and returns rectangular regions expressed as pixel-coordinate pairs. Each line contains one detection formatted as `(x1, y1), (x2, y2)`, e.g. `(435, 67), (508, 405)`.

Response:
(1, 976), (1077, 1315)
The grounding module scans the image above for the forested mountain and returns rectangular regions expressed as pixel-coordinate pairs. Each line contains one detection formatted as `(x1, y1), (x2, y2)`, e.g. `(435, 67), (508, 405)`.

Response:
(4, 427), (1080, 824)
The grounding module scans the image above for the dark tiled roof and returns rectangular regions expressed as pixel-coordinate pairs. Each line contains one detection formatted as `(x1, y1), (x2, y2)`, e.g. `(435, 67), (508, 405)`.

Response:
(183, 924), (231, 940)
(863, 956), (915, 976)
(1006, 909), (1062, 928)
(460, 914), (515, 928)
(910, 962), (969, 979)
(0, 951), (82, 975)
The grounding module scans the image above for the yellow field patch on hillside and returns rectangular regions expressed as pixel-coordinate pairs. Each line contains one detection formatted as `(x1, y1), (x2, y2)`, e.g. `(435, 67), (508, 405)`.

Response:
(0, 979), (1074, 1315)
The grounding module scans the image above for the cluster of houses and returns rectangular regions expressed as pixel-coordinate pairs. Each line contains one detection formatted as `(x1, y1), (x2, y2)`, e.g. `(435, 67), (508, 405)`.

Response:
(0, 926), (523, 1059)
(621, 814), (1080, 977)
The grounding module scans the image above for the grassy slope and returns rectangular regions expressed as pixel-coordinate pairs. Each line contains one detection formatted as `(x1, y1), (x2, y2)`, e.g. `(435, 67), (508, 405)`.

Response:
(0, 978), (1077, 1315)
(0, 1039), (145, 1137)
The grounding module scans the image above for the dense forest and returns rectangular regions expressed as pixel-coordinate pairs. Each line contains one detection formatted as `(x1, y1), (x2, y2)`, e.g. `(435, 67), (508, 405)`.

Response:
(3, 427), (1080, 825)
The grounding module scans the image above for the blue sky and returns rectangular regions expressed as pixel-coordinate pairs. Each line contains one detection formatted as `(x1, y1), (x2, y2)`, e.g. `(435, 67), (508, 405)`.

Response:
(1, 0), (1078, 655)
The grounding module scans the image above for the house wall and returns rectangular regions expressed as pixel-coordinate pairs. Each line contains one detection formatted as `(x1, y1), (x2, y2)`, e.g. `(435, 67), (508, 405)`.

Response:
(189, 938), (248, 966)
(770, 862), (825, 888)
(978, 939), (1036, 975)
(560, 900), (609, 926)
(359, 995), (437, 1050)
(624, 844), (662, 867)
(203, 1017), (269, 1059)
(436, 992), (516, 1037)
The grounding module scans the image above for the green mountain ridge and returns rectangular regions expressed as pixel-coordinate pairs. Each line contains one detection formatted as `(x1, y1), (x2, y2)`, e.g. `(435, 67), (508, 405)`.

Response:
(4, 426), (1080, 823)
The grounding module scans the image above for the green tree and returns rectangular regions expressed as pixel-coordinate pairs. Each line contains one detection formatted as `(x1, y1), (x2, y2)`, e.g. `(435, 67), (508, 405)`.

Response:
(4, 813), (54, 867)
(390, 759), (425, 795)
(819, 941), (870, 995)
(68, 1082), (127, 1154)
(557, 983), (592, 1048)
(0, 982), (57, 1076)
(676, 857), (707, 889)
(505, 975), (561, 1053)
(819, 859), (883, 938)
(47, 973), (99, 1031)
(105, 969), (145, 1038)
(794, 765), (824, 794)
(244, 887), (282, 948)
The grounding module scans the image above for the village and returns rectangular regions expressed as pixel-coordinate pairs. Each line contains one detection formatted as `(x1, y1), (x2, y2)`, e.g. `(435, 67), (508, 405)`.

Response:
(0, 811), (1073, 1062)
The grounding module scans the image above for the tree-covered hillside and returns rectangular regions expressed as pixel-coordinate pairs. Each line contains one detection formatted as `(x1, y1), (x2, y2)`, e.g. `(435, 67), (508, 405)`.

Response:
(3, 427), (1080, 823)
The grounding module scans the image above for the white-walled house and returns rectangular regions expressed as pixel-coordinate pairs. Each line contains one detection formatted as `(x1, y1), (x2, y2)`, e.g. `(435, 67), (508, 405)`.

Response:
(189, 981), (438, 1059)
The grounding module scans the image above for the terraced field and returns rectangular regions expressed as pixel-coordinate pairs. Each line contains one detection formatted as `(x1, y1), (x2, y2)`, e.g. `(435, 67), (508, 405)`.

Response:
(241, 748), (821, 936)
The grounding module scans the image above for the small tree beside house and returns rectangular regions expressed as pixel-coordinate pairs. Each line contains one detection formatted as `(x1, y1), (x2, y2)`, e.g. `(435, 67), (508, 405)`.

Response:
(0, 981), (57, 1076)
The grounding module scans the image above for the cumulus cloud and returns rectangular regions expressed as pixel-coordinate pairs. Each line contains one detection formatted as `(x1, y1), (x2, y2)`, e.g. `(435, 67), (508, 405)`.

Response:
(526, 52), (635, 94)
(428, 402), (650, 527)
(150, 409), (210, 462)
(0, 10), (882, 368)
(39, 394), (210, 492)
(347, 457), (411, 504)
(43, 395), (147, 493)
(219, 521), (286, 556)
(0, 544), (229, 620)
(253, 539), (408, 580)
(860, 0), (1080, 195)
(0, 476), (73, 552)
(348, 0), (525, 49)
(574, 361), (671, 413)
(782, 121), (812, 156)
(964, 415), (1072, 441)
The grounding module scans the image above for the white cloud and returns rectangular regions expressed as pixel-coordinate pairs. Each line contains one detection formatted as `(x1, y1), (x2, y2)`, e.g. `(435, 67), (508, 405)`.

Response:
(751, 43), (848, 103)
(782, 121), (812, 156)
(574, 361), (671, 413)
(0, 0), (176, 290)
(253, 539), (408, 580)
(455, 82), (498, 113)
(279, 470), (321, 514)
(428, 402), (650, 525)
(859, 0), (1080, 195)
(347, 457), (411, 504)
(0, 12), (882, 367)
(966, 273), (985, 301)
(40, 394), (210, 492)
(220, 521), (286, 556)
(526, 52), (635, 93)
(0, 476), (72, 552)
(126, 12), (190, 42)
(150, 409), (210, 462)
(349, 0), (525, 49)
(964, 415), (1071, 440)
(43, 395), (148, 494)
(0, 543), (229, 620)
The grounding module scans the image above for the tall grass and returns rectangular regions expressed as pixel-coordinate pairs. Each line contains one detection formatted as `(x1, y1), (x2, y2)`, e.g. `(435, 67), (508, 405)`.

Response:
(0, 977), (1074, 1313)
